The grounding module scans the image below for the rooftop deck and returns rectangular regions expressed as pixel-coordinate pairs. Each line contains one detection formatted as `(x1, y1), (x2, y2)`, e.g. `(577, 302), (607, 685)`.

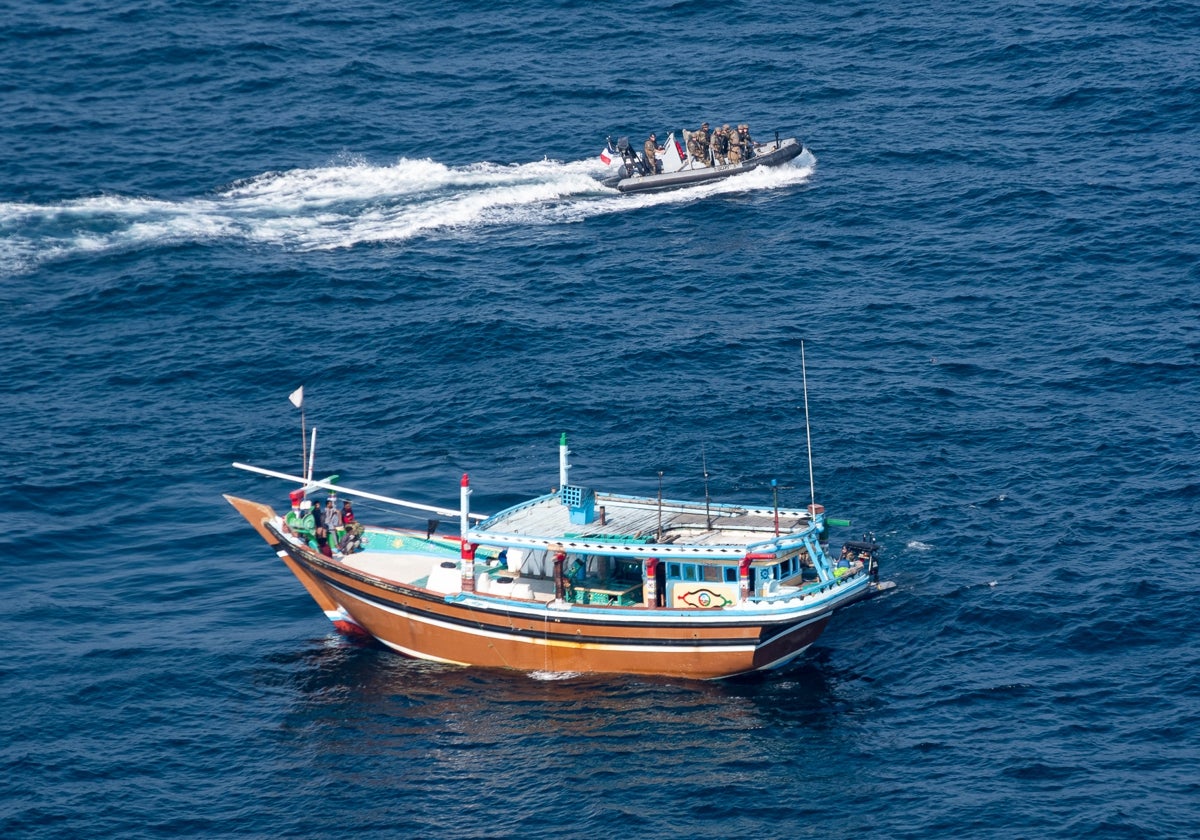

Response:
(477, 492), (817, 556)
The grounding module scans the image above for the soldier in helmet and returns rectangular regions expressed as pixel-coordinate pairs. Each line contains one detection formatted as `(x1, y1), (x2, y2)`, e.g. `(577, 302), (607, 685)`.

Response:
(726, 124), (743, 164)
(740, 124), (755, 159)
(699, 122), (713, 164)
(687, 123), (711, 166)
(711, 125), (729, 164)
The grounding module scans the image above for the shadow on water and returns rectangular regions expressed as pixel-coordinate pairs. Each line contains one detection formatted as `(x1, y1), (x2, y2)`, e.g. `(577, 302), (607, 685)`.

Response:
(263, 635), (870, 737)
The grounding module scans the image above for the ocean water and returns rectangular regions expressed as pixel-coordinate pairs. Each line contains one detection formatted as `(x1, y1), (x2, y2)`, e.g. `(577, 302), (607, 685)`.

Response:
(2, 1), (1198, 837)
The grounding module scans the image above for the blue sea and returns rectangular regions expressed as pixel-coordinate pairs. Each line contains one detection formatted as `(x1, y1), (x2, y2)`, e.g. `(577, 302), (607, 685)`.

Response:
(2, 1), (1197, 837)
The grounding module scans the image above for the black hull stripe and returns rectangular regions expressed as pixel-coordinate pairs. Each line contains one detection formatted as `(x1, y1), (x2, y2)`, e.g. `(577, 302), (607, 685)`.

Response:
(323, 576), (802, 650)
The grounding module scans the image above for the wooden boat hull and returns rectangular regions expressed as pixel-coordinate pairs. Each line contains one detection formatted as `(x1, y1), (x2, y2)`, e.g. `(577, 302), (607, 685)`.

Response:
(226, 495), (866, 679)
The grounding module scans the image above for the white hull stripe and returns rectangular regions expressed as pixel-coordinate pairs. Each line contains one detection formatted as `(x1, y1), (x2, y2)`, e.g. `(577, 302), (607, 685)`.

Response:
(328, 582), (762, 656)
(305, 558), (867, 627)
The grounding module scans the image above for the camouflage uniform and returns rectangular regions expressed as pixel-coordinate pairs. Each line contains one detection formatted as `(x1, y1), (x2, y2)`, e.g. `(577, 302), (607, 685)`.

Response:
(699, 123), (713, 164)
(643, 134), (660, 174)
(727, 125), (743, 164)
(687, 127), (710, 166)
(740, 124), (754, 159)
(712, 127), (728, 164)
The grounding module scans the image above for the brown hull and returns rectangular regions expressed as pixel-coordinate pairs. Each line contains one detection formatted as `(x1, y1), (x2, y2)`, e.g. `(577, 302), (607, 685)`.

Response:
(226, 495), (845, 679)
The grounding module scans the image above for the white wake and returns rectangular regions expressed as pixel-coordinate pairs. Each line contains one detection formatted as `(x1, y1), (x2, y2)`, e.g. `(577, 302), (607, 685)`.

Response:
(0, 150), (816, 273)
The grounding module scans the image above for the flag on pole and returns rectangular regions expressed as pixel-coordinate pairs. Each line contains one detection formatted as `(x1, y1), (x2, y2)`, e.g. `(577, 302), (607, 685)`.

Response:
(599, 138), (616, 165)
(289, 386), (304, 408)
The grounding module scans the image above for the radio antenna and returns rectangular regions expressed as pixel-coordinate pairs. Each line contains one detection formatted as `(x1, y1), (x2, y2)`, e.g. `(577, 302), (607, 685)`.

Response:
(657, 470), (665, 540)
(702, 444), (712, 529)
(801, 341), (816, 512)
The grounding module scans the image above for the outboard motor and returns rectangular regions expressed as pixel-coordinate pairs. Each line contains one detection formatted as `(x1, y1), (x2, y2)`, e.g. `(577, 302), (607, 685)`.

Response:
(616, 136), (639, 178)
(842, 538), (881, 582)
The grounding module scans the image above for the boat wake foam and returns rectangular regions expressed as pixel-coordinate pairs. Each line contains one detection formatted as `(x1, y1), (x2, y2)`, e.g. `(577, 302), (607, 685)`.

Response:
(526, 670), (584, 681)
(0, 149), (816, 273)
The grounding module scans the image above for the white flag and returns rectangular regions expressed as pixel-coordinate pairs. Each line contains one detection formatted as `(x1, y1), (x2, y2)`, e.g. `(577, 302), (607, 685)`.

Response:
(289, 386), (304, 408)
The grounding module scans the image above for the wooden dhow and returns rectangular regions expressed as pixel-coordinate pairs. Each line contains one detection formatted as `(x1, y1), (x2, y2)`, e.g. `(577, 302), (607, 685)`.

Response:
(227, 432), (889, 680)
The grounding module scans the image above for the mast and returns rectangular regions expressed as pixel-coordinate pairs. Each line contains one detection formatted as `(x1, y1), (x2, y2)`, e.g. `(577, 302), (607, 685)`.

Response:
(306, 427), (317, 484)
(460, 473), (472, 536)
(558, 432), (570, 491)
(801, 341), (816, 512)
(460, 473), (475, 591)
(289, 386), (306, 481)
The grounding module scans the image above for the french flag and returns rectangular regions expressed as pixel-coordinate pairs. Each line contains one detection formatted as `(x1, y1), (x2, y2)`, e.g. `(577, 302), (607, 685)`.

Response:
(599, 139), (616, 165)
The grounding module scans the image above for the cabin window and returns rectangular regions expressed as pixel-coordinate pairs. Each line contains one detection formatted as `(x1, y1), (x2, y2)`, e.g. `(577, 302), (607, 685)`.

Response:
(724, 566), (737, 583)
(683, 564), (698, 582)
(702, 565), (722, 583)
(667, 562), (681, 579)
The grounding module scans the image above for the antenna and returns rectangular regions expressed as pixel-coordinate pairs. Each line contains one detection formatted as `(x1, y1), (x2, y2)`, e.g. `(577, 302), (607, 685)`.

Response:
(801, 341), (816, 512)
(772, 478), (779, 536)
(657, 470), (664, 540)
(702, 444), (712, 529)
(770, 477), (794, 536)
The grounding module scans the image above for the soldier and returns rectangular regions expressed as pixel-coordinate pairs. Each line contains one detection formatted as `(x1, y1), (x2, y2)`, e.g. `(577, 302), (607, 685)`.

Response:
(712, 125), (729, 164)
(727, 124), (743, 164)
(740, 124), (755, 159)
(643, 132), (661, 175)
(687, 125), (710, 166)
(698, 122), (712, 164)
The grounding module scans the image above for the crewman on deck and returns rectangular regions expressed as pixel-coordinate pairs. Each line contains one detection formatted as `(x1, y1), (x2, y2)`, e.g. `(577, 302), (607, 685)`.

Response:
(340, 520), (365, 554)
(323, 498), (343, 555)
